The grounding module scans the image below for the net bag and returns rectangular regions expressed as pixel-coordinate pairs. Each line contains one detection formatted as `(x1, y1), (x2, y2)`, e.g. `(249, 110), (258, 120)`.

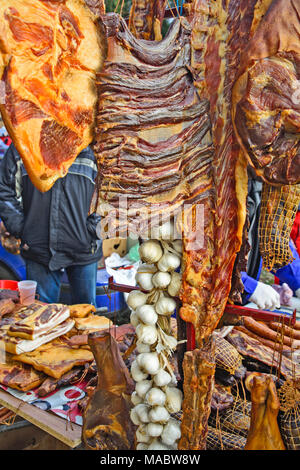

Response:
(206, 426), (246, 450)
(208, 407), (250, 438)
(215, 334), (243, 375)
(278, 379), (300, 450)
(259, 183), (300, 272)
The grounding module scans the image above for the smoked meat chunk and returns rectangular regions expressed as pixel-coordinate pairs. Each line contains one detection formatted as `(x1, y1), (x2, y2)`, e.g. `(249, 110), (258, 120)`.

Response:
(0, 0), (105, 192)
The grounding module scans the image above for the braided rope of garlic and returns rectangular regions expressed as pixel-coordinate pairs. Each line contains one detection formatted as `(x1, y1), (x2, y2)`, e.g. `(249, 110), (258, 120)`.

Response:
(128, 221), (183, 450)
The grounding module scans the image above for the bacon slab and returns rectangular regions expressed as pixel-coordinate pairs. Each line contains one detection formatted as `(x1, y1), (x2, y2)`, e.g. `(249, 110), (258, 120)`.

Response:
(0, 0), (104, 192)
(0, 352), (46, 391)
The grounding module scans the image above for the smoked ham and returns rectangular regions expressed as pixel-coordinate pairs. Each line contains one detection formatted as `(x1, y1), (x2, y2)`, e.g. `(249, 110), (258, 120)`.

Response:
(245, 375), (285, 450)
(0, 0), (105, 192)
(82, 331), (136, 450)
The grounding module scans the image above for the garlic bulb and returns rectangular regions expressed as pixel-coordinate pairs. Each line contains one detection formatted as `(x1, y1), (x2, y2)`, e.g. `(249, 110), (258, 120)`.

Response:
(172, 239), (183, 254)
(157, 327), (178, 351)
(136, 443), (148, 450)
(155, 295), (176, 316)
(146, 423), (163, 437)
(157, 252), (181, 273)
(131, 360), (148, 382)
(130, 236), (183, 449)
(145, 387), (166, 407)
(134, 404), (150, 424)
(127, 290), (148, 310)
(151, 220), (174, 240)
(167, 272), (182, 297)
(131, 391), (143, 406)
(165, 386), (183, 414)
(153, 369), (172, 387)
(136, 304), (158, 325)
(139, 240), (163, 264)
(137, 352), (160, 375)
(130, 407), (141, 426)
(148, 439), (171, 450)
(136, 264), (156, 292)
(148, 406), (170, 424)
(136, 424), (151, 443)
(136, 341), (151, 353)
(135, 272), (154, 292)
(130, 312), (139, 327)
(136, 324), (158, 345)
(161, 419), (181, 446)
(152, 271), (171, 289)
(136, 379), (153, 399)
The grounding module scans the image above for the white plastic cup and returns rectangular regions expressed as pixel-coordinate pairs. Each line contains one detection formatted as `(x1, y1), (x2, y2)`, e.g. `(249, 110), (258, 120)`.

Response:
(18, 280), (37, 305)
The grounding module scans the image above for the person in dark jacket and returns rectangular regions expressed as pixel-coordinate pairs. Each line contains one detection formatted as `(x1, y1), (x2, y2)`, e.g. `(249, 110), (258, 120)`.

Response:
(0, 143), (102, 305)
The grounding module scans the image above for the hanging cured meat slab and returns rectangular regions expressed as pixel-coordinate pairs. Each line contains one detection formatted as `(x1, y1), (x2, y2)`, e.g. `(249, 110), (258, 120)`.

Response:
(0, 0), (105, 192)
(93, 5), (249, 345)
(232, 0), (300, 186)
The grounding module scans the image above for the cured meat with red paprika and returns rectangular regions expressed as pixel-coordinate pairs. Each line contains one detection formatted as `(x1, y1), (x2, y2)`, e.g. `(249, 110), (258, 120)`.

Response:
(0, 0), (104, 192)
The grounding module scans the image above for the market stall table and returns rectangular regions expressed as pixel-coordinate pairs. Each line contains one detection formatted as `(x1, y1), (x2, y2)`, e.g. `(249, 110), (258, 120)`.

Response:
(0, 389), (82, 448)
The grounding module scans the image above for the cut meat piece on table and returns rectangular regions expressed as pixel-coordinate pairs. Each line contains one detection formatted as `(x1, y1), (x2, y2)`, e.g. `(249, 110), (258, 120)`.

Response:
(82, 331), (136, 450)
(69, 303), (96, 319)
(0, 318), (75, 355)
(8, 303), (70, 340)
(73, 314), (112, 332)
(0, 352), (45, 391)
(0, 289), (19, 303)
(245, 375), (286, 450)
(227, 328), (300, 380)
(0, 299), (15, 318)
(12, 337), (94, 378)
(0, 302), (43, 332)
(0, 0), (105, 192)
(36, 366), (85, 397)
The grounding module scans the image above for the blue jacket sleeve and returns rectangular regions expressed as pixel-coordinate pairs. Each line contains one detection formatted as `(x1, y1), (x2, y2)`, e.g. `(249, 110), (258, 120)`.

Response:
(274, 241), (300, 293)
(241, 271), (259, 298)
(0, 145), (24, 238)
